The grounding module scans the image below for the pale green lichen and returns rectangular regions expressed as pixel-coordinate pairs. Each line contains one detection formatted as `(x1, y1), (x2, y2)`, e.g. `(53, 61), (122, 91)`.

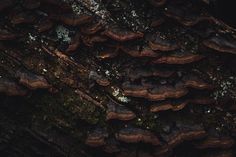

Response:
(56, 25), (71, 42)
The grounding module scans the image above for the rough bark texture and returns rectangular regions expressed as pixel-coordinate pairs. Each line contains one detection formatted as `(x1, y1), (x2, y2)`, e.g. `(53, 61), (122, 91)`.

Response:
(0, 0), (236, 157)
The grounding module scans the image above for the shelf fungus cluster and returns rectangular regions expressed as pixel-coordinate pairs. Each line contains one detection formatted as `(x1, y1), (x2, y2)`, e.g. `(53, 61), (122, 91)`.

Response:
(0, 0), (236, 157)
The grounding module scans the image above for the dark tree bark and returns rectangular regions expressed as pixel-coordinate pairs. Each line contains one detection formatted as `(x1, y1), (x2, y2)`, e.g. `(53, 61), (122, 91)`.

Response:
(0, 0), (236, 157)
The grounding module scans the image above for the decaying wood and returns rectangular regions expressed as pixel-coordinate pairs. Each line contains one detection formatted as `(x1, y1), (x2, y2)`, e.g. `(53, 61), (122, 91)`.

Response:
(0, 0), (236, 157)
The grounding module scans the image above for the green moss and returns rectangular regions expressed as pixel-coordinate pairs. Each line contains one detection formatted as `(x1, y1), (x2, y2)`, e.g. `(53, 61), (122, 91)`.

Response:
(27, 88), (106, 128)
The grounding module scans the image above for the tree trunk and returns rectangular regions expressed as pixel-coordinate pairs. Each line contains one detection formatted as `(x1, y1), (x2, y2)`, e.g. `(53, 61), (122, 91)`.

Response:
(0, 0), (236, 157)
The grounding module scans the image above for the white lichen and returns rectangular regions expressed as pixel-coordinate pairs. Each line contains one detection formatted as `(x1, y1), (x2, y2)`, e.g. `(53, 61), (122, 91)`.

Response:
(117, 96), (130, 103)
(72, 2), (82, 14)
(43, 68), (48, 72)
(212, 76), (235, 100)
(78, 0), (110, 22)
(112, 87), (120, 97)
(111, 86), (130, 103)
(131, 10), (137, 17)
(28, 33), (36, 41)
(105, 70), (110, 76)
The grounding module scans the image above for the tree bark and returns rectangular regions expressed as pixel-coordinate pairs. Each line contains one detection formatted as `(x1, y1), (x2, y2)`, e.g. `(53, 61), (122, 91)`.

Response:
(0, 0), (236, 157)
